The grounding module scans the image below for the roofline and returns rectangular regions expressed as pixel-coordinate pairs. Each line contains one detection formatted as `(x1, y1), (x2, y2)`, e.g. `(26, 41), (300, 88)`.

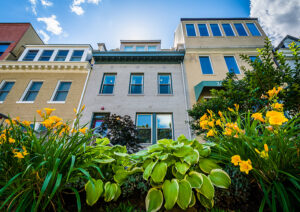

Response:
(275, 35), (300, 50)
(24, 44), (93, 48)
(120, 40), (161, 43)
(0, 22), (32, 24)
(180, 17), (258, 21)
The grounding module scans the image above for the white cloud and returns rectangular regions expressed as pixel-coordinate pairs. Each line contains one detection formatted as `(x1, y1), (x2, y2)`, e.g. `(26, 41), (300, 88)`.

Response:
(29, 0), (37, 15)
(37, 15), (63, 35)
(38, 30), (50, 43)
(70, 0), (102, 15)
(41, 0), (53, 7)
(250, 0), (300, 46)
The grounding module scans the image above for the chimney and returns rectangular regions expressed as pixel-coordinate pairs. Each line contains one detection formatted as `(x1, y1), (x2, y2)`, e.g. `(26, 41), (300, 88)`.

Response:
(97, 43), (107, 51)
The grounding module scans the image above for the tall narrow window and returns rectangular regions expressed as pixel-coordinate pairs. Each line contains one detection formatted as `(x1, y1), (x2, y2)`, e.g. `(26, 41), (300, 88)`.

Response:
(52, 82), (72, 102)
(198, 24), (209, 36)
(0, 81), (15, 102)
(157, 114), (173, 140)
(246, 23), (261, 36)
(199, 56), (214, 74)
(136, 114), (152, 143)
(224, 56), (240, 74)
(0, 43), (10, 57)
(100, 74), (116, 94)
(38, 50), (54, 61)
(54, 50), (69, 61)
(70, 50), (84, 61)
(158, 74), (172, 94)
(136, 46), (145, 51)
(210, 24), (222, 36)
(234, 23), (248, 36)
(91, 113), (108, 129)
(124, 46), (133, 51)
(22, 81), (43, 102)
(186, 24), (196, 36)
(129, 74), (143, 94)
(222, 24), (235, 36)
(23, 50), (39, 61)
(148, 46), (157, 51)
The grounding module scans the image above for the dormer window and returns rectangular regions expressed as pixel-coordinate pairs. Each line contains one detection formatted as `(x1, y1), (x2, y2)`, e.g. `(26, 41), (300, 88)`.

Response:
(23, 50), (39, 61)
(136, 46), (145, 51)
(54, 50), (69, 61)
(124, 46), (134, 51)
(38, 50), (54, 61)
(0, 43), (10, 57)
(148, 46), (157, 51)
(70, 50), (84, 61)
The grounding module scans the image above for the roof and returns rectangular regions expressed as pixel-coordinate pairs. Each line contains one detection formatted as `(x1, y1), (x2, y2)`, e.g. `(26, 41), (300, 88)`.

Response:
(93, 51), (184, 64)
(120, 40), (161, 43)
(181, 18), (258, 21)
(275, 35), (300, 50)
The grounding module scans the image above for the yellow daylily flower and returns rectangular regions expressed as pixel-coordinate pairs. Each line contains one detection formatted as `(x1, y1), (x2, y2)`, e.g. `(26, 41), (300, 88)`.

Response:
(251, 113), (265, 122)
(79, 127), (87, 134)
(231, 155), (241, 166)
(44, 108), (56, 116)
(266, 111), (288, 126)
(239, 159), (253, 174)
(206, 129), (215, 137)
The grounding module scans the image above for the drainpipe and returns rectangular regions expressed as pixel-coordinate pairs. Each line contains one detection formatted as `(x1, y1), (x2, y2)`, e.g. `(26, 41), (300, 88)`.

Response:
(72, 62), (92, 128)
(180, 61), (192, 140)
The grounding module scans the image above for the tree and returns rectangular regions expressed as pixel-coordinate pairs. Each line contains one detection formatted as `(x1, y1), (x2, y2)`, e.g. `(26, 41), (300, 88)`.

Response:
(188, 38), (300, 135)
(97, 114), (142, 153)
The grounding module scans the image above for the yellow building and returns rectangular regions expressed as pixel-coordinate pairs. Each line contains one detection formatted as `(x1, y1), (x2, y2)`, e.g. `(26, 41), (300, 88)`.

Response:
(0, 44), (92, 127)
(174, 18), (267, 106)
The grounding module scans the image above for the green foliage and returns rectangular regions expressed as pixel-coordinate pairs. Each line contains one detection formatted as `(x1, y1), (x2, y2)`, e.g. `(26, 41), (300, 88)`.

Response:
(188, 38), (300, 135)
(121, 173), (150, 198)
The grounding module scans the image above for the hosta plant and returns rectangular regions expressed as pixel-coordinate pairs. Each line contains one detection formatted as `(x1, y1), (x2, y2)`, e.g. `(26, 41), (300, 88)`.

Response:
(130, 135), (231, 211)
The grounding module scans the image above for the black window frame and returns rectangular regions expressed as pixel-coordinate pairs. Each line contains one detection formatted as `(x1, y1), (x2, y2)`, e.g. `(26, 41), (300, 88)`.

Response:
(100, 73), (116, 94)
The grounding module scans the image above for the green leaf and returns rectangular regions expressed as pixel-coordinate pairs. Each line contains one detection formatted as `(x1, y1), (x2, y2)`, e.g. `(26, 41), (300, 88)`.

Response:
(94, 158), (115, 164)
(175, 162), (190, 175)
(96, 138), (110, 145)
(208, 169), (231, 189)
(189, 192), (196, 208)
(146, 188), (163, 212)
(177, 134), (194, 145)
(173, 146), (193, 157)
(162, 179), (179, 210)
(185, 171), (203, 189)
(177, 179), (192, 210)
(143, 160), (157, 181)
(157, 139), (173, 145)
(148, 144), (165, 153)
(85, 179), (104, 206)
(184, 149), (199, 165)
(199, 158), (220, 174)
(113, 184), (121, 201)
(172, 166), (185, 180)
(197, 193), (214, 209)
(198, 146), (211, 157)
(104, 182), (118, 202)
(151, 162), (167, 183)
(198, 174), (214, 200)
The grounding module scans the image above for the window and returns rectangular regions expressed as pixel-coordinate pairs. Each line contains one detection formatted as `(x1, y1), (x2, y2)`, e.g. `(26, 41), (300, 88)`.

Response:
(52, 82), (72, 102)
(124, 46), (133, 51)
(250, 56), (261, 63)
(91, 113), (108, 129)
(156, 114), (173, 140)
(22, 81), (43, 102)
(0, 43), (10, 57)
(210, 24), (222, 36)
(246, 23), (261, 36)
(54, 50), (69, 61)
(158, 74), (172, 94)
(148, 46), (157, 51)
(38, 50), (54, 61)
(0, 81), (15, 102)
(224, 56), (240, 74)
(100, 74), (116, 94)
(136, 46), (145, 51)
(222, 24), (235, 36)
(23, 50), (39, 61)
(136, 114), (152, 143)
(198, 24), (209, 36)
(129, 74), (143, 94)
(186, 24), (196, 36)
(70, 50), (84, 61)
(199, 56), (214, 74)
(234, 23), (248, 36)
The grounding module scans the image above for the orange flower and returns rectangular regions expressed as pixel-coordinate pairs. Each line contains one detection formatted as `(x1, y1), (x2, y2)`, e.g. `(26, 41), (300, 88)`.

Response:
(228, 107), (235, 112)
(218, 111), (223, 118)
(200, 113), (208, 121)
(216, 119), (221, 126)
(272, 103), (283, 111)
(79, 127), (87, 134)
(231, 155), (241, 166)
(266, 111), (288, 125)
(22, 120), (31, 127)
(44, 108), (56, 116)
(239, 160), (253, 174)
(206, 129), (215, 137)
(234, 104), (239, 111)
(251, 113), (265, 122)
(37, 110), (44, 118)
(80, 105), (85, 112)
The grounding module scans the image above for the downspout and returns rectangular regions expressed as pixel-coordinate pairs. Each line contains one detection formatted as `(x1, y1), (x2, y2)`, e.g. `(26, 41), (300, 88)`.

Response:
(180, 61), (192, 140)
(72, 62), (92, 128)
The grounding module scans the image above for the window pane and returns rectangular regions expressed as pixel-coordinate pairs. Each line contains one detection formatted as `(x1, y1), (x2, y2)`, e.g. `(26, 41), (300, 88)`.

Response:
(24, 91), (38, 101)
(54, 91), (68, 101)
(72, 50), (83, 57)
(210, 24), (222, 36)
(222, 24), (235, 36)
(0, 92), (8, 101)
(199, 56), (213, 74)
(137, 114), (152, 128)
(159, 85), (171, 94)
(234, 23), (247, 36)
(2, 82), (15, 91)
(130, 85), (142, 94)
(58, 82), (71, 91)
(131, 75), (143, 84)
(224, 56), (240, 74)
(137, 129), (151, 143)
(198, 24), (209, 36)
(157, 114), (172, 129)
(30, 82), (43, 91)
(159, 75), (170, 84)
(124, 46), (133, 51)
(250, 56), (261, 63)
(104, 75), (115, 85)
(0, 44), (10, 52)
(54, 50), (69, 61)
(148, 46), (157, 51)
(157, 129), (172, 140)
(136, 46), (145, 51)
(23, 50), (38, 61)
(246, 23), (261, 36)
(102, 85), (114, 94)
(186, 24), (196, 36)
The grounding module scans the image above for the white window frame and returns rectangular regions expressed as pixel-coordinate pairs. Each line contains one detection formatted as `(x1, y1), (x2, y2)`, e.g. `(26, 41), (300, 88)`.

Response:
(17, 80), (44, 103)
(136, 113), (153, 145)
(0, 80), (16, 103)
(199, 55), (215, 75)
(198, 23), (210, 37)
(224, 55), (241, 74)
(129, 73), (144, 95)
(222, 23), (236, 36)
(158, 73), (173, 95)
(69, 49), (86, 62)
(156, 114), (173, 141)
(210, 23), (223, 36)
(38, 49), (55, 61)
(100, 73), (117, 95)
(21, 49), (40, 61)
(185, 23), (197, 37)
(48, 80), (72, 104)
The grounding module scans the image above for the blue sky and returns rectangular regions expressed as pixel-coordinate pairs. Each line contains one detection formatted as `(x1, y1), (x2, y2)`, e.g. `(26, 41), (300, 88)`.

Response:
(0, 0), (299, 48)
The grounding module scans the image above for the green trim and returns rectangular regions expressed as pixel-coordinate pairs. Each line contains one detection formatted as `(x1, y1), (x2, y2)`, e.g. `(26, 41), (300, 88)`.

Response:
(152, 114), (157, 144)
(194, 81), (222, 101)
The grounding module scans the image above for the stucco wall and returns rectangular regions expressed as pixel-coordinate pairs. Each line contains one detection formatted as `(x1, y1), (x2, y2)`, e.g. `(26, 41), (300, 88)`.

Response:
(80, 63), (190, 141)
